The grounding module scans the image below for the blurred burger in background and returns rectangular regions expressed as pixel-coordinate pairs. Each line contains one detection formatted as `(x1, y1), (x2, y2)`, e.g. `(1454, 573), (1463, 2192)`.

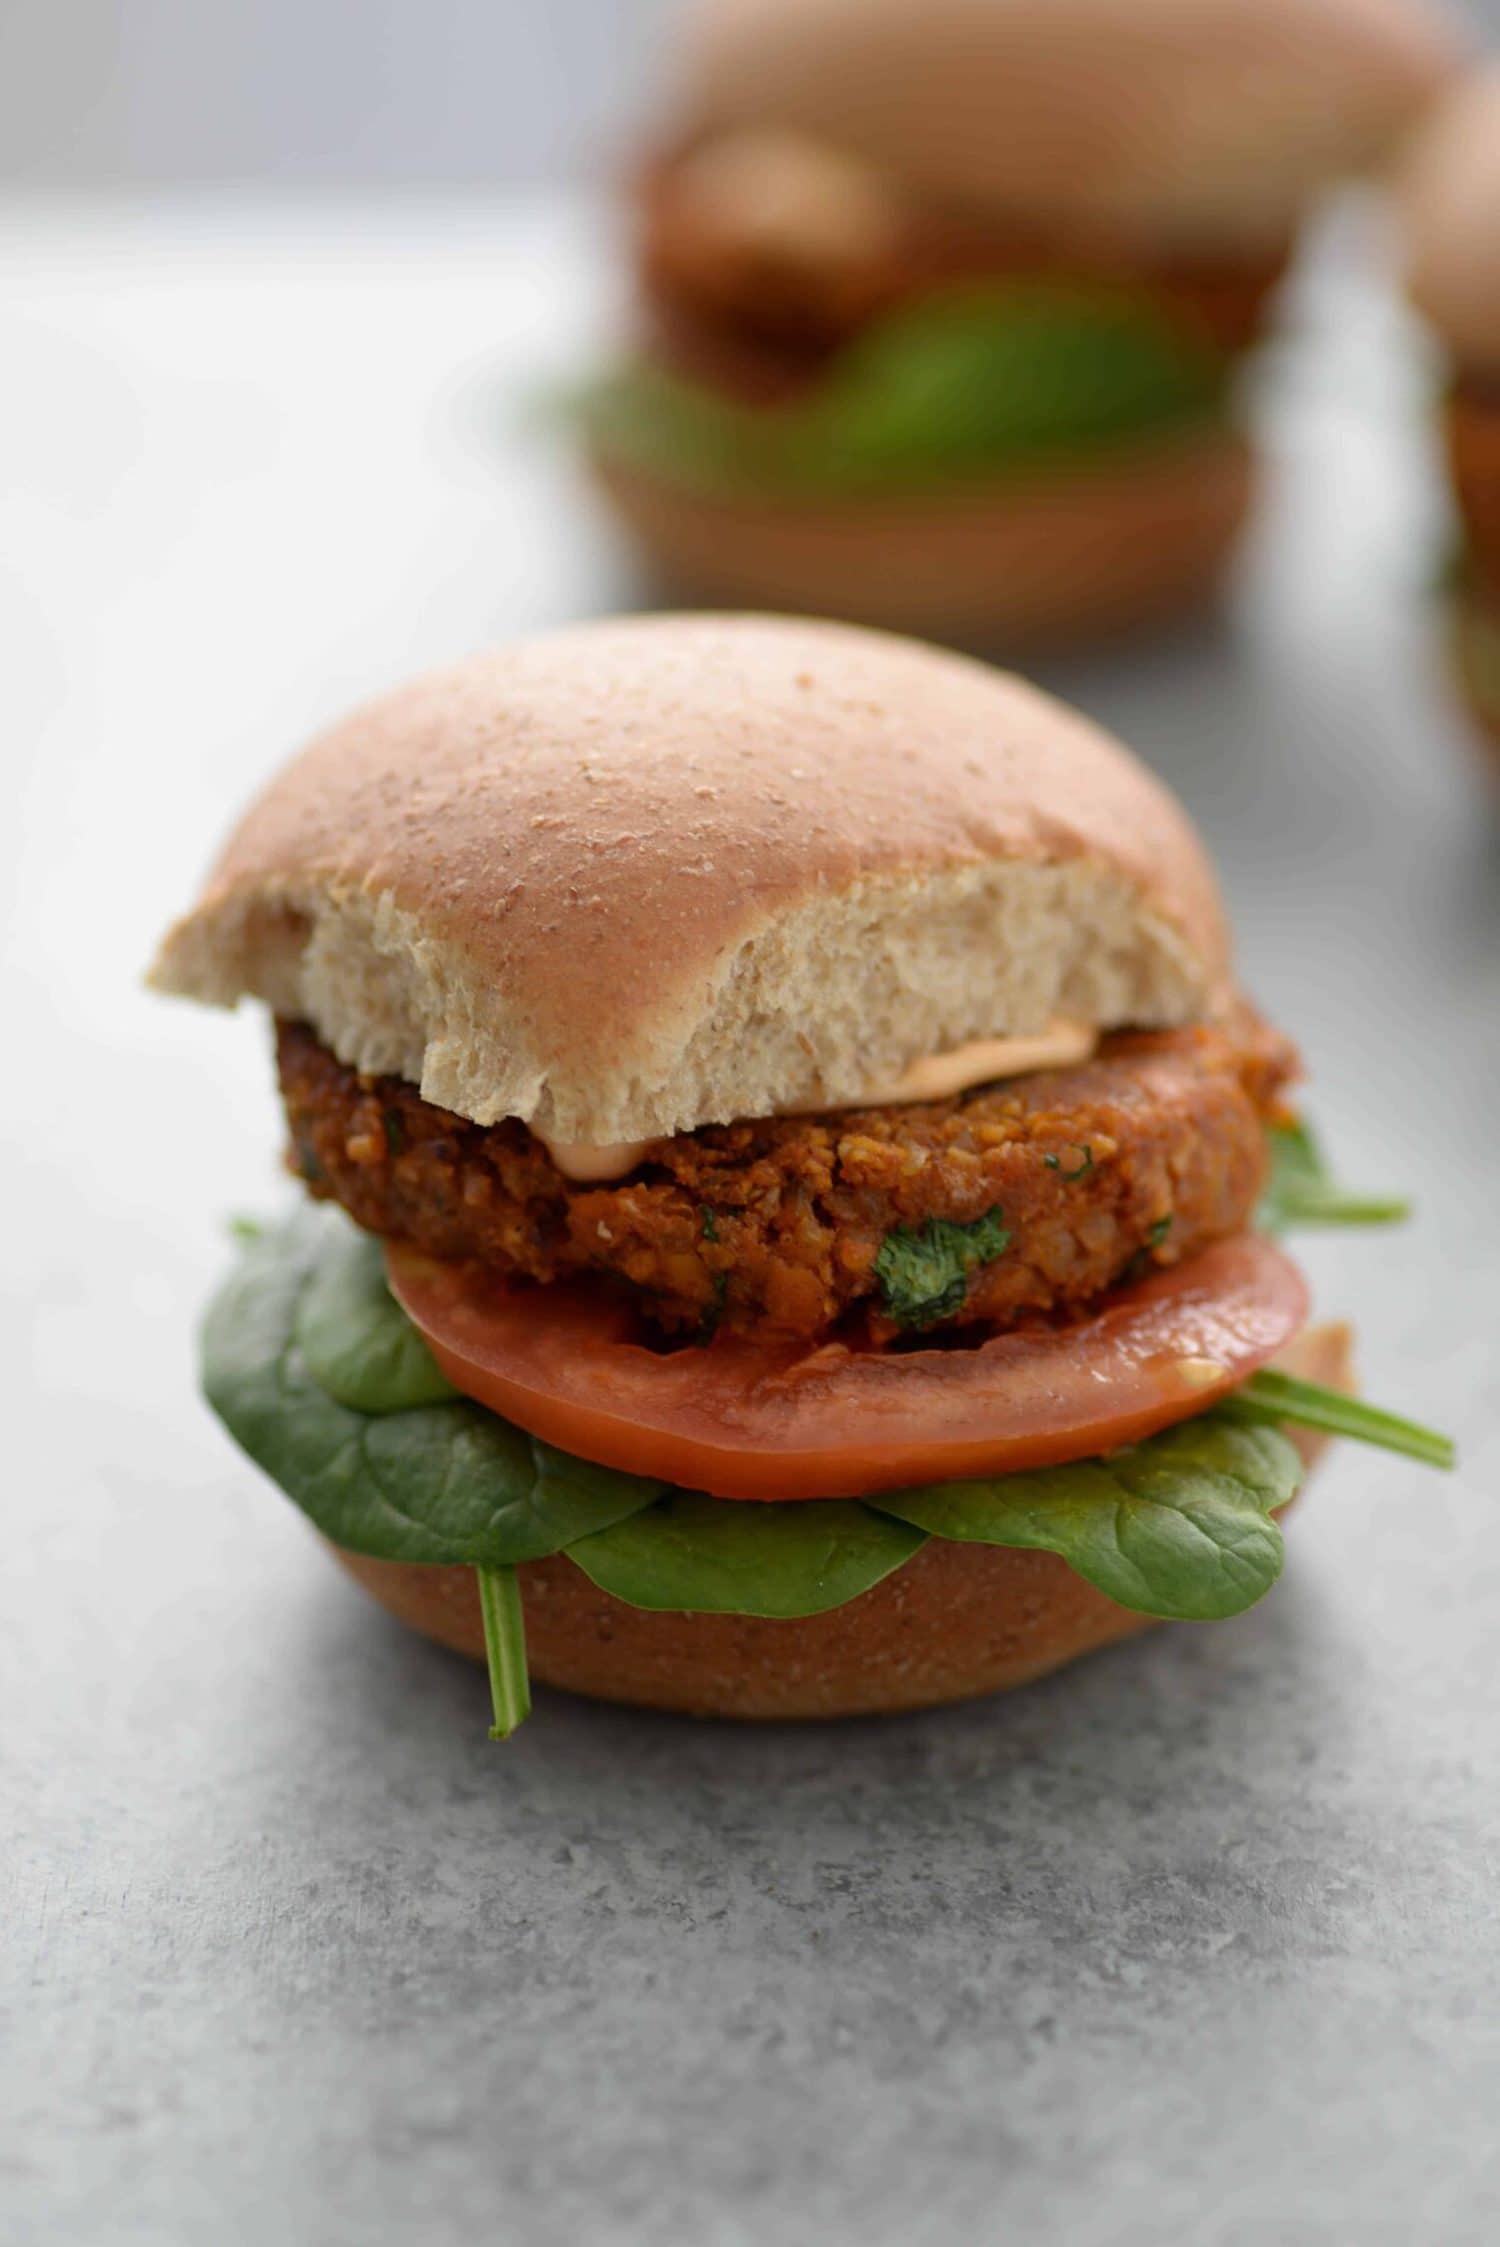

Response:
(1401, 66), (1500, 764)
(576, 0), (1459, 647)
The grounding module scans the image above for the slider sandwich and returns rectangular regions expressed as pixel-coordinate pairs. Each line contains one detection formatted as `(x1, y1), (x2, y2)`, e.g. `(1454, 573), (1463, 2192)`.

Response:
(577, 0), (1459, 645)
(150, 616), (1451, 1734)
(1402, 66), (1500, 761)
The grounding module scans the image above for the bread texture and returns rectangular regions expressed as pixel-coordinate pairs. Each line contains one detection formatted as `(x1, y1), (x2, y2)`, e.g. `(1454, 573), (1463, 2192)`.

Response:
(1403, 68), (1500, 374)
(337, 1537), (1155, 1719)
(593, 427), (1253, 650)
(149, 615), (1232, 1145)
(329, 1323), (1353, 1720)
(677, 0), (1461, 250)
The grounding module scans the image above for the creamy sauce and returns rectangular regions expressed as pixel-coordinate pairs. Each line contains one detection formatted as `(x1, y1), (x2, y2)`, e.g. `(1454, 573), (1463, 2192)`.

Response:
(539, 1136), (660, 1183)
(539, 1020), (1097, 1183)
(1172, 1357), (1230, 1389)
(854, 1021), (1096, 1107)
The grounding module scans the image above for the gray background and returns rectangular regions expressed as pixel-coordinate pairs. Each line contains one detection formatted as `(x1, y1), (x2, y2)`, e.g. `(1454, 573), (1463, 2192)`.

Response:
(1, 0), (1496, 187)
(5, 0), (678, 187)
(3, 192), (1499, 2242)
(4, 5), (1500, 2241)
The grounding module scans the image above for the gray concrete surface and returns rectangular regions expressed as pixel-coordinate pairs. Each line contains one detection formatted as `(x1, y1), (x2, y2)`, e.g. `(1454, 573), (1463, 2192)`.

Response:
(4, 199), (1499, 2244)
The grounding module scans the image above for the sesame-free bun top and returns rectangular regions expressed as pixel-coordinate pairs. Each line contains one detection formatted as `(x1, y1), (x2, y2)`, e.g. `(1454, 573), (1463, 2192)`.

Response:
(1402, 67), (1500, 374)
(675, 0), (1461, 250)
(150, 614), (1232, 1146)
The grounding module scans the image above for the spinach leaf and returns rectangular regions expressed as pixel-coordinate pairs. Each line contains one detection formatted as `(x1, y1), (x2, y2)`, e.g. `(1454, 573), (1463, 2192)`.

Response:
(826, 287), (1225, 483)
(1456, 585), (1500, 723)
(577, 281), (1228, 500)
(1260, 1119), (1409, 1232)
(477, 1565), (532, 1740)
(201, 1209), (663, 1565)
(294, 1222), (457, 1411)
(567, 1493), (927, 1618)
(875, 1206), (1010, 1329)
(204, 1210), (1380, 1638)
(1222, 1370), (1455, 1470)
(1043, 1144), (1094, 1180)
(869, 1418), (1302, 1621)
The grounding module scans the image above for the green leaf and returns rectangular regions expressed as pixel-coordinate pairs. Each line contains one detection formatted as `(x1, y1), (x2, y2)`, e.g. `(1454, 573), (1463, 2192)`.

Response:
(294, 1222), (457, 1412)
(826, 287), (1225, 482)
(1455, 586), (1500, 724)
(1043, 1144), (1094, 1180)
(1259, 1119), (1410, 1232)
(567, 1493), (927, 1618)
(201, 1208), (664, 1566)
(206, 1208), (1453, 1647)
(1434, 538), (1471, 600)
(477, 1565), (532, 1740)
(1221, 1371), (1456, 1471)
(874, 1206), (1011, 1330)
(577, 281), (1229, 500)
(869, 1417), (1302, 1621)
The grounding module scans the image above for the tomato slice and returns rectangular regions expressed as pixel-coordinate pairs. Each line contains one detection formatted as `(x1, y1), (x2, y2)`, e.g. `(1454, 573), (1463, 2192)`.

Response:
(386, 1234), (1309, 1503)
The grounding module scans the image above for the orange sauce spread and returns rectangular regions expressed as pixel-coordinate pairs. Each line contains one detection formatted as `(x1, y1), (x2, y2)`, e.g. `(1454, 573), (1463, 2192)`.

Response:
(539, 1020), (1097, 1181)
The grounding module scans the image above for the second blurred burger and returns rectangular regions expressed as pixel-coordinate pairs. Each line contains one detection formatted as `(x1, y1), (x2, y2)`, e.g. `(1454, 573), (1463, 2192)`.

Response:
(578, 0), (1458, 647)
(1401, 67), (1500, 764)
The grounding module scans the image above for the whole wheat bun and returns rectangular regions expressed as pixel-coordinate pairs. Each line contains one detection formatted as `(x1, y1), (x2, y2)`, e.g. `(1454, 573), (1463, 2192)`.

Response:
(1402, 67), (1500, 375)
(593, 426), (1253, 650)
(150, 614), (1232, 1147)
(677, 0), (1461, 251)
(331, 1324), (1353, 1720)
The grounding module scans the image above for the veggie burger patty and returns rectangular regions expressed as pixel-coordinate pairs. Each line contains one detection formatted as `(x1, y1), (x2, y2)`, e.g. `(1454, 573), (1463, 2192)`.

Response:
(641, 149), (1286, 401)
(1449, 379), (1500, 593)
(277, 1013), (1295, 1344)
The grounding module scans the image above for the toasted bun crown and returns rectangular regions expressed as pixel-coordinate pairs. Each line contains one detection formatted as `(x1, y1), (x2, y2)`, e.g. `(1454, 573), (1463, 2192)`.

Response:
(1403, 68), (1500, 373)
(676, 0), (1461, 248)
(150, 615), (1232, 1144)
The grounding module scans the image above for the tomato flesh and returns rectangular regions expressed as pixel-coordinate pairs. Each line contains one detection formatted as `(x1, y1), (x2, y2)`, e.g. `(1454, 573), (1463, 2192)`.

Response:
(387, 1236), (1307, 1502)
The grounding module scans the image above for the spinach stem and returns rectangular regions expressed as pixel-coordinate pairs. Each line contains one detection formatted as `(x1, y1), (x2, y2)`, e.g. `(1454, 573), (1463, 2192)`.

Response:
(476, 1565), (532, 1740)
(1277, 1189), (1411, 1227)
(1225, 1371), (1455, 1470)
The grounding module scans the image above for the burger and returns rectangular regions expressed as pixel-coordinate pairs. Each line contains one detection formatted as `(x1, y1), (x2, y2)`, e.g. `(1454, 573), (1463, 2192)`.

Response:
(575, 0), (1459, 646)
(150, 615), (1450, 1735)
(1401, 66), (1500, 762)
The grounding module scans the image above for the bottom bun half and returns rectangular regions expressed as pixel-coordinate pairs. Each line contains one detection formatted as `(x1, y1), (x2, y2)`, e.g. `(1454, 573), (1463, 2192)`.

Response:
(327, 1323), (1351, 1722)
(590, 427), (1253, 651)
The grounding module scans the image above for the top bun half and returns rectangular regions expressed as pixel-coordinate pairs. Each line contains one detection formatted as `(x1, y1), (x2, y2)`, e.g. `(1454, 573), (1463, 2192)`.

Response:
(150, 615), (1233, 1146)
(1402, 68), (1500, 374)
(674, 0), (1461, 250)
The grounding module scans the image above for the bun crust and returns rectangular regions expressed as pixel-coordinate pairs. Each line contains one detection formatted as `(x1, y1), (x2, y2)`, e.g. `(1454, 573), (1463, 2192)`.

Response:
(150, 615), (1231, 1144)
(327, 1323), (1351, 1722)
(1403, 68), (1500, 373)
(594, 428), (1252, 650)
(679, 0), (1460, 248)
(336, 1537), (1154, 1720)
